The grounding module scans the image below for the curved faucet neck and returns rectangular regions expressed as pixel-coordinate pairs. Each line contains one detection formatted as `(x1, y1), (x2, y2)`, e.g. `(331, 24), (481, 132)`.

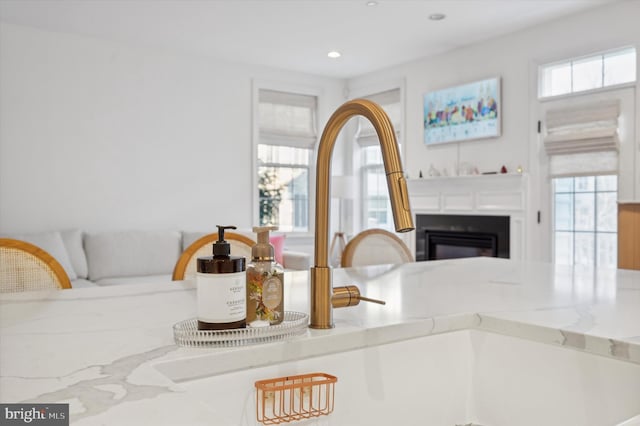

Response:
(313, 99), (412, 268)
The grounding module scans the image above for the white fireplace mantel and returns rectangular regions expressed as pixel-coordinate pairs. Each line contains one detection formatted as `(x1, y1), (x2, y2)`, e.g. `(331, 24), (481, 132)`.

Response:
(406, 173), (529, 260)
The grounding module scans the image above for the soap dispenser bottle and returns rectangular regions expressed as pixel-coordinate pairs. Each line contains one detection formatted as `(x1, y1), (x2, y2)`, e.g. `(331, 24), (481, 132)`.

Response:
(196, 225), (246, 330)
(246, 226), (284, 326)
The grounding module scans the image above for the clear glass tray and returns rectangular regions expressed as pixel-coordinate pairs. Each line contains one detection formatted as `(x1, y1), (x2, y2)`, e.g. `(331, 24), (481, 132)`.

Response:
(173, 311), (309, 348)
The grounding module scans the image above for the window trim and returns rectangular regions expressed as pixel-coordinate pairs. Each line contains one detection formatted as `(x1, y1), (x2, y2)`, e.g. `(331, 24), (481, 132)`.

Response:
(538, 81), (636, 103)
(252, 80), (322, 235)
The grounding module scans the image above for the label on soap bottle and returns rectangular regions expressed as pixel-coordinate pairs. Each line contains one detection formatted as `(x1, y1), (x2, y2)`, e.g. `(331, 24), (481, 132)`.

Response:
(262, 276), (283, 310)
(197, 271), (246, 323)
(247, 267), (284, 325)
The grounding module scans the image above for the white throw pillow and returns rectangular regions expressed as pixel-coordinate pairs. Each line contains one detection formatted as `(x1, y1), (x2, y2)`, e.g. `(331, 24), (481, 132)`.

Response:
(61, 229), (88, 279)
(5, 231), (77, 280)
(85, 231), (181, 281)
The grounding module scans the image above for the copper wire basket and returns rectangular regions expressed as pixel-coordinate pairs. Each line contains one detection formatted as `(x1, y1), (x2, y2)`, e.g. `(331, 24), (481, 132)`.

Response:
(255, 373), (337, 424)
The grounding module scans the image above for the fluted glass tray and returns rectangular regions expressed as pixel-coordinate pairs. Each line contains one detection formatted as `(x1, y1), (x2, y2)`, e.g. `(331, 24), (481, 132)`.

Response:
(173, 311), (309, 348)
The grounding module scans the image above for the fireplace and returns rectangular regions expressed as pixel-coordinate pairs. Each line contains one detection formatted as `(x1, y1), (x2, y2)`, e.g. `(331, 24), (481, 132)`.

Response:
(416, 214), (509, 261)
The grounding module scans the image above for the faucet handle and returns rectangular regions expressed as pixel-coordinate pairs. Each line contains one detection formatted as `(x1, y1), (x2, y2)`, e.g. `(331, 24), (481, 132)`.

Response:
(331, 285), (386, 308)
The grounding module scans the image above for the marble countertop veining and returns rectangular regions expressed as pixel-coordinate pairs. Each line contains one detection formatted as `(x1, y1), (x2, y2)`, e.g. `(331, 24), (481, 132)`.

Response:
(1, 257), (639, 423)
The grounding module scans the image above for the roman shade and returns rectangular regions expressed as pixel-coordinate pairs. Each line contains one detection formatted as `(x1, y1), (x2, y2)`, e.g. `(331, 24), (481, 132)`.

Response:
(544, 99), (620, 177)
(258, 89), (318, 149)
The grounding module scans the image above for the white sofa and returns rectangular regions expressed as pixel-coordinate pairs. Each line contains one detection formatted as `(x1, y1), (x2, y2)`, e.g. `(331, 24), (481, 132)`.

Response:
(3, 230), (311, 288)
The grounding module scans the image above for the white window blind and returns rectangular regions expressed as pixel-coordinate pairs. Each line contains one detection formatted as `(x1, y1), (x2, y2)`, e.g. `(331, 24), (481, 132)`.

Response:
(259, 89), (317, 148)
(355, 89), (401, 147)
(544, 100), (620, 177)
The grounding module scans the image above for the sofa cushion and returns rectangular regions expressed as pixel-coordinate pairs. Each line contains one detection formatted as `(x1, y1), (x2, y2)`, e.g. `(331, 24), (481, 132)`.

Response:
(70, 278), (98, 289)
(283, 251), (311, 271)
(94, 274), (173, 286)
(182, 231), (208, 251)
(5, 231), (77, 280)
(61, 229), (88, 279)
(85, 231), (181, 281)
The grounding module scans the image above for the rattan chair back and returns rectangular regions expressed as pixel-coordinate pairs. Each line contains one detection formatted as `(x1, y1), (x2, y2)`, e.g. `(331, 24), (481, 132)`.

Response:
(0, 238), (72, 292)
(341, 228), (413, 268)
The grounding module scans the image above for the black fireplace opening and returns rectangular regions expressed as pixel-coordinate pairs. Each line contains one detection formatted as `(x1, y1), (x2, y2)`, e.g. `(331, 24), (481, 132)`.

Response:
(416, 214), (509, 261)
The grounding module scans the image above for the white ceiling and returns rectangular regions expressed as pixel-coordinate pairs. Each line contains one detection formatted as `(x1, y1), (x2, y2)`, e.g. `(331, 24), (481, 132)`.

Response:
(0, 0), (621, 79)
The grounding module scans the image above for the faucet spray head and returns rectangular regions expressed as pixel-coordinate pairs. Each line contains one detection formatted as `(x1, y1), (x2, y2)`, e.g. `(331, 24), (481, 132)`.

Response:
(387, 172), (414, 233)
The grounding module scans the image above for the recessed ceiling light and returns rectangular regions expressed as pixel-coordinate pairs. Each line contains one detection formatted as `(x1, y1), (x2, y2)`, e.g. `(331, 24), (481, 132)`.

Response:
(366, 1), (378, 6)
(429, 13), (446, 21)
(327, 51), (341, 59)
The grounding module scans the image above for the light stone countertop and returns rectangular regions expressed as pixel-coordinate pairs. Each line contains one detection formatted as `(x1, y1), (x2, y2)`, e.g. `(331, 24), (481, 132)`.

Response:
(1, 257), (639, 424)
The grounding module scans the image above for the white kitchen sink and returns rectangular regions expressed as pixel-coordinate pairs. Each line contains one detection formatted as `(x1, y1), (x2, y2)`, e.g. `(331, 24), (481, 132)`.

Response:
(157, 330), (640, 425)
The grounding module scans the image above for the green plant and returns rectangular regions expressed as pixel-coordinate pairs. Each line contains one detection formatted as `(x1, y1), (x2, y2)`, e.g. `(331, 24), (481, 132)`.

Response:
(258, 168), (284, 226)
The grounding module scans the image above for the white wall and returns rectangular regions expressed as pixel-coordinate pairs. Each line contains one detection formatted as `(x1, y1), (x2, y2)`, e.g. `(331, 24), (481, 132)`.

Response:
(0, 23), (343, 235)
(2, 1), (639, 260)
(347, 0), (640, 261)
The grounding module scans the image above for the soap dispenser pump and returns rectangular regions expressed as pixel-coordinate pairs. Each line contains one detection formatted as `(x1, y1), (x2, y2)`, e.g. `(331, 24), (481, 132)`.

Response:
(196, 225), (246, 330)
(246, 226), (284, 326)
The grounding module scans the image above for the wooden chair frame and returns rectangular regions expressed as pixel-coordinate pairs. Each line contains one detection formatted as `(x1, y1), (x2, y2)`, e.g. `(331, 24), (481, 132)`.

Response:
(0, 238), (72, 291)
(341, 228), (413, 268)
(172, 232), (256, 280)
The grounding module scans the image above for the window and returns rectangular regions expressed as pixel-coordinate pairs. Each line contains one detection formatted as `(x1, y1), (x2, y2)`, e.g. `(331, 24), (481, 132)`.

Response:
(540, 86), (624, 268)
(257, 89), (317, 232)
(356, 89), (402, 231)
(540, 47), (636, 97)
(553, 176), (617, 267)
(361, 146), (393, 230)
